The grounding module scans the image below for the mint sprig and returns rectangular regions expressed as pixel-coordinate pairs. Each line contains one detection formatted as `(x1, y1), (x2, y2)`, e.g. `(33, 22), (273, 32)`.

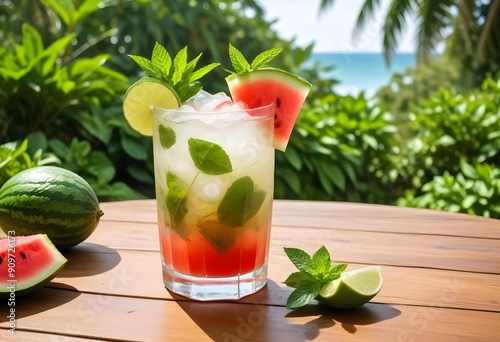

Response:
(226, 43), (282, 75)
(129, 42), (220, 102)
(283, 246), (348, 309)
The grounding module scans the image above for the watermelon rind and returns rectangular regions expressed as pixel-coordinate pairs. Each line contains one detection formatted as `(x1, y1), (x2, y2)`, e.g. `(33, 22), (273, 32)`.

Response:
(0, 234), (67, 298)
(0, 166), (103, 250)
(226, 67), (311, 151)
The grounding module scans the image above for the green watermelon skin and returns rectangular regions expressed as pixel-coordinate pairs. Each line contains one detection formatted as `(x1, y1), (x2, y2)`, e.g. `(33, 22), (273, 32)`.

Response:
(226, 68), (311, 151)
(0, 166), (103, 250)
(0, 234), (67, 298)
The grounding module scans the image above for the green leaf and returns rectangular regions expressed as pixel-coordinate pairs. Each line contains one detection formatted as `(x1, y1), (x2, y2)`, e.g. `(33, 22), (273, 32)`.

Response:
(76, 0), (118, 24)
(151, 42), (172, 77)
(228, 43), (250, 74)
(172, 46), (188, 85)
(436, 135), (456, 147)
(280, 168), (301, 195)
(189, 62), (220, 83)
(120, 133), (148, 160)
(165, 172), (189, 229)
(462, 195), (477, 209)
(311, 245), (332, 276)
(158, 125), (176, 149)
(325, 263), (348, 282)
(286, 283), (324, 309)
(283, 271), (317, 289)
(198, 219), (237, 254)
(250, 48), (282, 70)
(460, 163), (477, 179)
(283, 247), (313, 272)
(40, 0), (74, 27)
(188, 138), (232, 175)
(22, 24), (43, 62)
(217, 176), (266, 227)
(128, 55), (158, 77)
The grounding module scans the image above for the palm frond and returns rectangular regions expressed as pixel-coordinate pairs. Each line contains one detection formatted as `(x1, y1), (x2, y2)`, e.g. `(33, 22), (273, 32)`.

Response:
(476, 0), (500, 62)
(457, 0), (474, 50)
(319, 0), (336, 12)
(416, 0), (455, 59)
(382, 0), (415, 65)
(353, 0), (383, 37)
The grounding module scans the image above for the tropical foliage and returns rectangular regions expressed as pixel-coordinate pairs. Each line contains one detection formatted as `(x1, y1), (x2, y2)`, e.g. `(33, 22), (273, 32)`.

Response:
(398, 162), (500, 218)
(276, 92), (399, 204)
(395, 76), (500, 217)
(0, 0), (499, 219)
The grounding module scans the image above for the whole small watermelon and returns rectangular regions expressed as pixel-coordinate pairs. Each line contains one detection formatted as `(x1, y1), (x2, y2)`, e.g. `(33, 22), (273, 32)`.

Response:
(0, 166), (103, 249)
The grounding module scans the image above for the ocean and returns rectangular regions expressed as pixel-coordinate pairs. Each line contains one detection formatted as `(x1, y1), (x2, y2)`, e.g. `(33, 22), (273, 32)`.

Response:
(308, 52), (416, 97)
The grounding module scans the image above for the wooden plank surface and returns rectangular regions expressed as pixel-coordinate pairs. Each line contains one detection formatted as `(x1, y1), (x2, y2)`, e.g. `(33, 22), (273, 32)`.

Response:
(1, 199), (499, 341)
(1, 288), (499, 342)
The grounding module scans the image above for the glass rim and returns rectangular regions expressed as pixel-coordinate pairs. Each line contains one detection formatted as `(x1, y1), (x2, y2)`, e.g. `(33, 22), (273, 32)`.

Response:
(152, 102), (275, 116)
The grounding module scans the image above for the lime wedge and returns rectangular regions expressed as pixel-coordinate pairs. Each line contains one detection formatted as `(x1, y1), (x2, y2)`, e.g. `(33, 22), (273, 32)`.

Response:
(123, 77), (180, 136)
(317, 266), (383, 309)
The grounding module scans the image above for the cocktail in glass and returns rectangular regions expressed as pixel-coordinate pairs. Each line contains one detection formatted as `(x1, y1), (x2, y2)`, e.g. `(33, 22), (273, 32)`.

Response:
(152, 96), (275, 300)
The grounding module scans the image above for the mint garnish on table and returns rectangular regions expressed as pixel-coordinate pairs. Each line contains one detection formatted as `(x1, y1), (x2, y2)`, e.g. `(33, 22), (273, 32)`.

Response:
(283, 246), (348, 309)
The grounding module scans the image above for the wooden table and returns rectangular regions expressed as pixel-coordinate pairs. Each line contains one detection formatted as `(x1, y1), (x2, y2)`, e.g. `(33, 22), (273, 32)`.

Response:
(1, 199), (499, 341)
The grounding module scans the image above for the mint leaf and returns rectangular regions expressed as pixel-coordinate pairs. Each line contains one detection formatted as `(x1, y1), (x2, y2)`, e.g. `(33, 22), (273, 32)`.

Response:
(128, 55), (160, 78)
(228, 43), (250, 74)
(190, 62), (220, 83)
(283, 271), (317, 289)
(250, 48), (282, 70)
(324, 263), (348, 282)
(151, 42), (172, 77)
(227, 44), (282, 75)
(165, 172), (189, 229)
(198, 219), (237, 254)
(172, 46), (188, 85)
(217, 176), (266, 227)
(283, 247), (313, 272)
(311, 245), (332, 277)
(188, 138), (232, 175)
(286, 283), (324, 309)
(158, 125), (176, 149)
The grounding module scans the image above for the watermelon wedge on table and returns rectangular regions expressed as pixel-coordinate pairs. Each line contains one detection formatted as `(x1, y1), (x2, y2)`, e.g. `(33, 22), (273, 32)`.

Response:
(226, 68), (312, 151)
(0, 234), (67, 298)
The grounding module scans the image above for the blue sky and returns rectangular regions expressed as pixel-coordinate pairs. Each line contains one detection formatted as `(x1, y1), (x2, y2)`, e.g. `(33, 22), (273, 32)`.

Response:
(259, 0), (417, 53)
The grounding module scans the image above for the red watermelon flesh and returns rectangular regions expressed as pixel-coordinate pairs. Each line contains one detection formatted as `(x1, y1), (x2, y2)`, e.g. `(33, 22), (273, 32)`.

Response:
(0, 234), (67, 297)
(226, 68), (311, 151)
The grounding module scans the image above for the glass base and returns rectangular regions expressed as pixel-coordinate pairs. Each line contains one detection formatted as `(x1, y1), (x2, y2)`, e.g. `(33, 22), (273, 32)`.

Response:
(162, 262), (268, 301)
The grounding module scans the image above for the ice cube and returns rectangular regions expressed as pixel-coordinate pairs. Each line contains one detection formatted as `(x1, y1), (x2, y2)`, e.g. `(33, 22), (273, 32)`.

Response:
(200, 178), (224, 201)
(189, 90), (233, 112)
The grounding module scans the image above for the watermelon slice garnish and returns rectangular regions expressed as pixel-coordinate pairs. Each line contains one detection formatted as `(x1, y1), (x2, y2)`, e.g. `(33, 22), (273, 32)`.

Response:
(225, 44), (312, 152)
(226, 68), (311, 151)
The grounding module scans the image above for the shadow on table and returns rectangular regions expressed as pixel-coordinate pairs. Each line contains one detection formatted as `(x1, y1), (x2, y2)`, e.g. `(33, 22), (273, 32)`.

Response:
(286, 302), (401, 337)
(58, 243), (122, 278)
(0, 285), (81, 324)
(170, 280), (400, 341)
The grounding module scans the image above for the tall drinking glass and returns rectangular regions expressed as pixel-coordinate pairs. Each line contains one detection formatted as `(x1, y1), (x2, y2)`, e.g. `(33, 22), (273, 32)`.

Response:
(152, 103), (275, 300)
